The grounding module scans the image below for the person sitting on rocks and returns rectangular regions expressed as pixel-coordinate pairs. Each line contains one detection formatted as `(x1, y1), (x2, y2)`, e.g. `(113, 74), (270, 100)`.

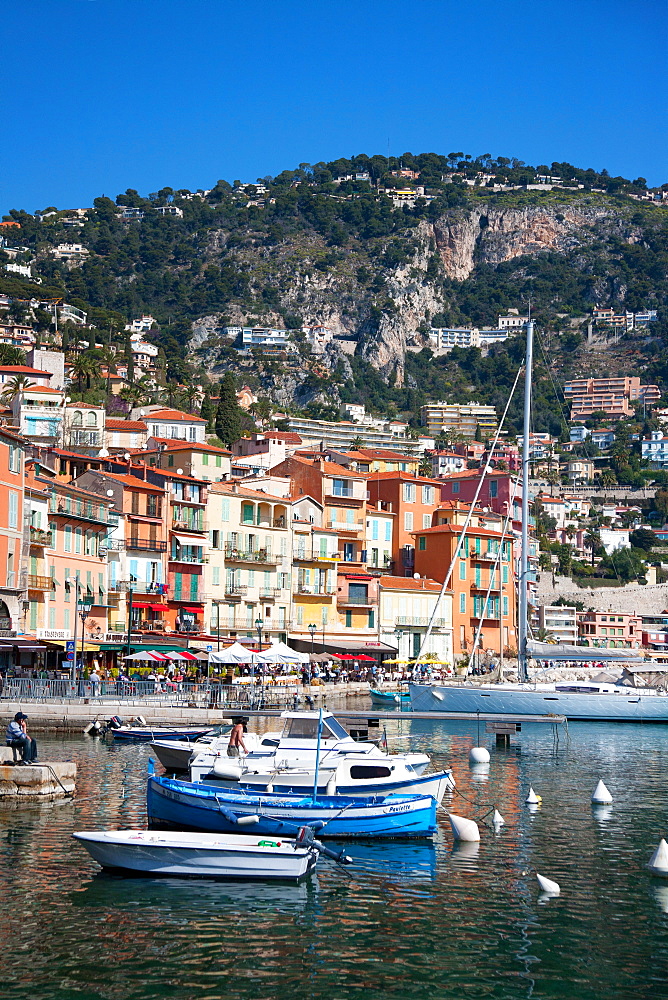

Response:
(5, 712), (38, 763)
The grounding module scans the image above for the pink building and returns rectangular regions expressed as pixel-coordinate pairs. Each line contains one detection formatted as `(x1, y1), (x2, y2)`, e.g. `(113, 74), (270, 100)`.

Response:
(578, 610), (641, 648)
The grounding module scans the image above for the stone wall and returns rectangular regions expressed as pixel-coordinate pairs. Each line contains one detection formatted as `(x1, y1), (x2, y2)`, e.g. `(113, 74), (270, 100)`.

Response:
(537, 574), (668, 615)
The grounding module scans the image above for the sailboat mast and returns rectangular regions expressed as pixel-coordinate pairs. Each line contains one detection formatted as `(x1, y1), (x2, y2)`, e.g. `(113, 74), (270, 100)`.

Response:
(518, 319), (534, 683)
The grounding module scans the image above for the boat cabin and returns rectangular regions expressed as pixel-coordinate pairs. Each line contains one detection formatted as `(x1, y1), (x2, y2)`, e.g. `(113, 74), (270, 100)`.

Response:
(280, 712), (350, 743)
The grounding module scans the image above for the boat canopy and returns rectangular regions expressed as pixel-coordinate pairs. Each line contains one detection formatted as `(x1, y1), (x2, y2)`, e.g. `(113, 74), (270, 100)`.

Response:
(527, 640), (646, 664)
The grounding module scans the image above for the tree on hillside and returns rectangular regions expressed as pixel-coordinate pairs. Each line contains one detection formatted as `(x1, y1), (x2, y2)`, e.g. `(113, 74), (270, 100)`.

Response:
(1, 375), (34, 403)
(0, 345), (26, 366)
(199, 390), (216, 432)
(215, 374), (242, 447)
(629, 528), (656, 552)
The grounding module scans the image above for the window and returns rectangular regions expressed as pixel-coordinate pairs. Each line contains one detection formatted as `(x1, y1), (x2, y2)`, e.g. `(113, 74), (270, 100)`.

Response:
(242, 503), (254, 524)
(167, 455), (174, 467)
(368, 609), (374, 628)
(452, 483), (460, 494)
(87, 411), (97, 427)
(147, 495), (159, 517)
(332, 478), (352, 498)
(419, 537), (426, 551)
(212, 566), (220, 586)
(321, 606), (328, 625)
(403, 483), (416, 502)
(202, 453), (209, 466)
(350, 764), (392, 779)
(131, 492), (140, 514)
(475, 565), (481, 588)
(385, 522), (391, 542)
(502, 565), (509, 584)
(422, 485), (434, 505)
(212, 529), (220, 548)
(503, 596), (509, 617)
(404, 512), (413, 531)
(371, 520), (379, 540)
(459, 560), (466, 580)
(460, 593), (466, 614)
(8, 491), (18, 529)
(489, 480), (498, 498)
(222, 499), (230, 521)
(422, 514), (431, 529)
(345, 610), (352, 627)
(8, 444), (20, 473)
(216, 455), (222, 468)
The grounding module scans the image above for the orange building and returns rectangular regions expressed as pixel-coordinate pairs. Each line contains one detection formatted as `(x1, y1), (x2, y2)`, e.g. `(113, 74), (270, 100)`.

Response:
(366, 472), (442, 576)
(412, 522), (517, 659)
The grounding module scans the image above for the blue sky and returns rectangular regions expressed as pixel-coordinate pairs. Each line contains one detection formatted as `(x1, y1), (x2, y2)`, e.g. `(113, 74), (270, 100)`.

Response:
(1, 0), (666, 214)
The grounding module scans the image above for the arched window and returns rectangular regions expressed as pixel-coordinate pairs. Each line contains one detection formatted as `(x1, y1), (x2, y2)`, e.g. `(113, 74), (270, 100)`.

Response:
(86, 411), (97, 426)
(72, 411), (83, 426)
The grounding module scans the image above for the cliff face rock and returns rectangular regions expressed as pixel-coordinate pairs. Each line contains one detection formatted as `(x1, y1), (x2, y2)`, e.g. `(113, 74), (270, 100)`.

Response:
(432, 202), (614, 280)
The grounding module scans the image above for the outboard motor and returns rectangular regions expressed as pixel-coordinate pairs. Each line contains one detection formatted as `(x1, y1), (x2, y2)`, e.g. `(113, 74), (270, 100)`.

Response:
(107, 715), (124, 730)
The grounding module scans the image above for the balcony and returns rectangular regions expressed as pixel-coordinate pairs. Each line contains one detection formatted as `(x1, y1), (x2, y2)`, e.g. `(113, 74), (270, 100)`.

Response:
(49, 498), (108, 525)
(469, 550), (499, 562)
(224, 544), (279, 565)
(170, 552), (207, 564)
(172, 518), (207, 532)
(297, 585), (336, 596)
(337, 596), (375, 608)
(396, 616), (449, 629)
(127, 537), (168, 552)
(259, 587), (282, 600)
(224, 585), (248, 600)
(28, 575), (53, 591)
(109, 581), (169, 598)
(327, 519), (363, 532)
(29, 527), (52, 546)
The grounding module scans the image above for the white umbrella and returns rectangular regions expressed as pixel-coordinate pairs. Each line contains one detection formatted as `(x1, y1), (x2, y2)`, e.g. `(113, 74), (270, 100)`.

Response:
(260, 640), (309, 665)
(209, 641), (269, 665)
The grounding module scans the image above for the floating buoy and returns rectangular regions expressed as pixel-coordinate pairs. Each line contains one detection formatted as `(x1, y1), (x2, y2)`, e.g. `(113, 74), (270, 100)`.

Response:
(469, 746), (490, 764)
(648, 839), (668, 876)
(536, 873), (560, 895)
(492, 809), (505, 828)
(448, 812), (480, 842)
(591, 779), (613, 805)
(526, 787), (542, 805)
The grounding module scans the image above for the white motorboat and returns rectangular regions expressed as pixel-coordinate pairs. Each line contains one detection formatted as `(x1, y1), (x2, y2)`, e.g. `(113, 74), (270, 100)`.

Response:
(73, 829), (319, 881)
(218, 710), (431, 773)
(189, 753), (454, 801)
(151, 728), (279, 772)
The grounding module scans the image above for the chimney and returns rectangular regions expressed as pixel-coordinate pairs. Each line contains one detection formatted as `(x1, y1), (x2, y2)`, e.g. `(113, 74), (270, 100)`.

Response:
(232, 481), (239, 493)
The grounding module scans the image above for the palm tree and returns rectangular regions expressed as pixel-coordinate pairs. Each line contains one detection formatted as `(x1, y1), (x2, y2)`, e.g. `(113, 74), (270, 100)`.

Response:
(70, 354), (96, 391)
(1, 375), (35, 403)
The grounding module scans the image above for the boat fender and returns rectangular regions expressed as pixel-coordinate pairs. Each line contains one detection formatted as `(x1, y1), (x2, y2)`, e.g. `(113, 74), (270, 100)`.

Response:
(236, 815), (260, 826)
(211, 760), (244, 780)
(326, 775), (337, 795)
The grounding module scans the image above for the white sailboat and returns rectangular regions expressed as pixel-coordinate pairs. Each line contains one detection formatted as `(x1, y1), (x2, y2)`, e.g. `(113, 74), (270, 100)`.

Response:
(410, 320), (668, 722)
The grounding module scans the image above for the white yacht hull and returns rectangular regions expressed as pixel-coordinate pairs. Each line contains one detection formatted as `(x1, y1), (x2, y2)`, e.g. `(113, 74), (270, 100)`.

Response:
(409, 682), (668, 722)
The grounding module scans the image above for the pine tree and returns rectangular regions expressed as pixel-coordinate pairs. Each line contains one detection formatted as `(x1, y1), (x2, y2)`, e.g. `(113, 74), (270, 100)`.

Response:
(215, 373), (242, 446)
(200, 390), (216, 432)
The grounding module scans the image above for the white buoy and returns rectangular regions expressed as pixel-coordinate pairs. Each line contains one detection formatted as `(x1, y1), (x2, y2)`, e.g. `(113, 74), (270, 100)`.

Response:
(526, 787), (542, 805)
(469, 746), (490, 764)
(591, 779), (613, 805)
(648, 839), (668, 876)
(536, 873), (560, 895)
(492, 809), (505, 828)
(448, 812), (481, 842)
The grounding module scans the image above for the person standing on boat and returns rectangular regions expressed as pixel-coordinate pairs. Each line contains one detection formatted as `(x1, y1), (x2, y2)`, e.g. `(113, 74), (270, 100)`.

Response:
(5, 712), (38, 763)
(227, 717), (248, 757)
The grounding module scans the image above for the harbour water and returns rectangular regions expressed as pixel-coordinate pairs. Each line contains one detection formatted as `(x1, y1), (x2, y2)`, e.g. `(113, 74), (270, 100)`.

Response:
(1, 713), (667, 999)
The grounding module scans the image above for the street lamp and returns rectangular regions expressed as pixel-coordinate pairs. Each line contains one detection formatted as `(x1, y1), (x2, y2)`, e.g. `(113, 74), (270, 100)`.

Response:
(308, 623), (317, 659)
(78, 592), (94, 683)
(255, 616), (264, 707)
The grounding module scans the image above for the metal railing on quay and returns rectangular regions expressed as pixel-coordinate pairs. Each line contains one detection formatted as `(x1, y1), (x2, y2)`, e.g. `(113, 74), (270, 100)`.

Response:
(0, 678), (301, 709)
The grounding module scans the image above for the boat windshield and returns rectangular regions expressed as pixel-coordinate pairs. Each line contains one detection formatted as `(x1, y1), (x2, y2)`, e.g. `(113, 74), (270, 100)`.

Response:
(282, 717), (349, 740)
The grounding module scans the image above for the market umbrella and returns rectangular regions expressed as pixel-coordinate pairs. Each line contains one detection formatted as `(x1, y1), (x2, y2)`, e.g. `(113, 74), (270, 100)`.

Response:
(260, 640), (310, 665)
(209, 641), (269, 665)
(354, 654), (376, 662)
(123, 651), (169, 662)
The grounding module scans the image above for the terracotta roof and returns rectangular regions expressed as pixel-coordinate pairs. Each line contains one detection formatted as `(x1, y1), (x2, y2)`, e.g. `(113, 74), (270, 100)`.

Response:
(276, 455), (367, 478)
(413, 523), (506, 539)
(51, 448), (104, 461)
(366, 471), (442, 485)
(106, 418), (148, 430)
(353, 449), (417, 461)
(261, 431), (302, 443)
(145, 408), (206, 422)
(84, 470), (164, 492)
(65, 402), (102, 409)
(23, 386), (63, 394)
(379, 575), (444, 592)
(208, 482), (287, 502)
(0, 366), (52, 376)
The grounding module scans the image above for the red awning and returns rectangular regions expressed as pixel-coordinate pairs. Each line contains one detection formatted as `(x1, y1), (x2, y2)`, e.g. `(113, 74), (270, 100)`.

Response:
(343, 574), (373, 581)
(179, 605), (204, 612)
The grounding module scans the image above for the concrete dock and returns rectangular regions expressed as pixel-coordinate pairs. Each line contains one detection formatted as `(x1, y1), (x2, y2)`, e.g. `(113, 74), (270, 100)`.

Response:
(0, 749), (76, 802)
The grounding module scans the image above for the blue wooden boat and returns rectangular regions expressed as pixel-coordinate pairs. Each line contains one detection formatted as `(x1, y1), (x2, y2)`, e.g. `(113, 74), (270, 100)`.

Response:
(369, 688), (410, 707)
(147, 774), (437, 839)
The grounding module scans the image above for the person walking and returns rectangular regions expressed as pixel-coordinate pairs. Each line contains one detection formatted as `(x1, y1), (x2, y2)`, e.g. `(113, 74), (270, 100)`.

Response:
(5, 712), (38, 763)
